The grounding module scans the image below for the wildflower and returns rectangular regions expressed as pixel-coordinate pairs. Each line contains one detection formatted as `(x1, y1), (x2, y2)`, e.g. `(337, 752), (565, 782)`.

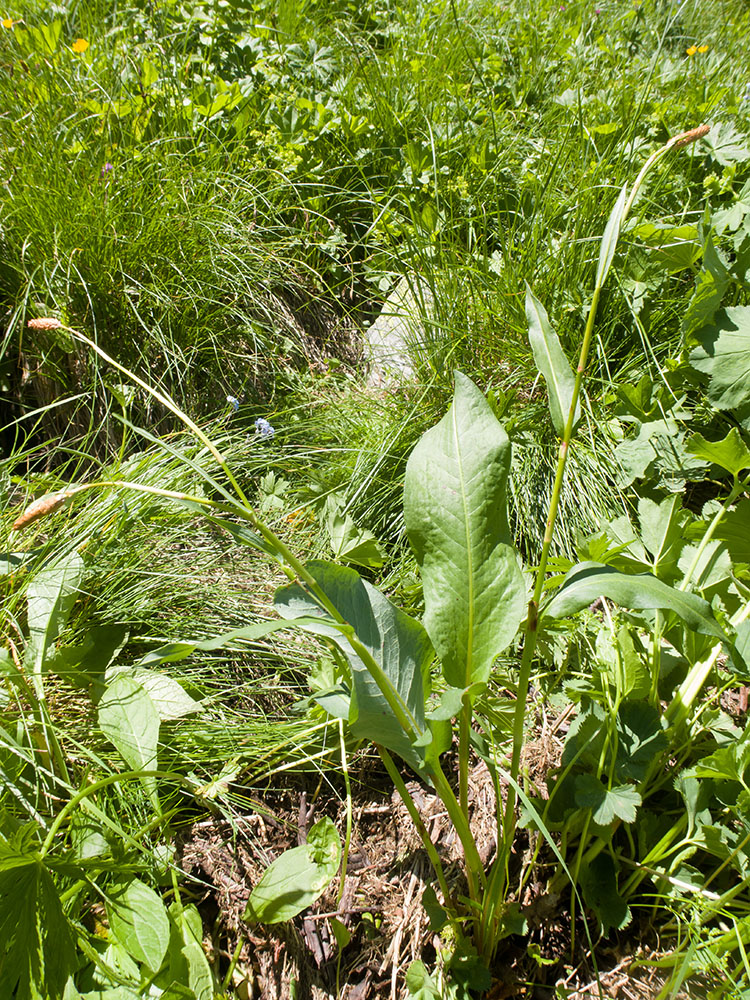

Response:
(226, 395), (240, 411)
(12, 491), (73, 531)
(27, 317), (62, 330)
(255, 417), (275, 440)
(697, 44), (709, 53)
(686, 45), (697, 56)
(72, 38), (88, 53)
(594, 7), (601, 12)
(2, 17), (15, 28)
(101, 162), (113, 175)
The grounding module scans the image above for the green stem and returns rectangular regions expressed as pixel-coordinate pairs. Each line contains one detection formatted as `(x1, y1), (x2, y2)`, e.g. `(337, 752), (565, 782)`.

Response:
(506, 127), (708, 840)
(337, 720), (353, 908)
(40, 769), (195, 859)
(378, 747), (453, 906)
(459, 702), (471, 820)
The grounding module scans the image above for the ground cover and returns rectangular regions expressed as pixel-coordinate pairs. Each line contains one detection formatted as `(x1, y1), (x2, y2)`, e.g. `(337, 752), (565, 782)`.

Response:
(1, 0), (750, 997)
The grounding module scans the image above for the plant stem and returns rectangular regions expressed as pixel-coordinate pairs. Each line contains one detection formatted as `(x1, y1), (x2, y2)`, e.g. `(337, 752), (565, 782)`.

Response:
(504, 126), (709, 842)
(378, 747), (453, 905)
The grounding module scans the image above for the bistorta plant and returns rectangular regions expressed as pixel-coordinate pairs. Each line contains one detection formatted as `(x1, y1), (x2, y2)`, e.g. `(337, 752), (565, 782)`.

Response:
(18, 123), (750, 992)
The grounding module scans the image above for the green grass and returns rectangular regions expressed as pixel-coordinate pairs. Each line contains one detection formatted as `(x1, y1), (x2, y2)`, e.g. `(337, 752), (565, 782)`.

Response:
(2, 0), (750, 995)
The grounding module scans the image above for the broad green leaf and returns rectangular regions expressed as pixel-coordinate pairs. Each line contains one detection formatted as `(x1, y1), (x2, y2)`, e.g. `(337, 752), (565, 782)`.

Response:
(681, 235), (730, 339)
(715, 500), (750, 565)
(108, 668), (201, 721)
(404, 372), (526, 688)
(614, 417), (707, 486)
(677, 539), (732, 591)
(596, 184), (628, 287)
(574, 775), (641, 825)
(701, 122), (750, 167)
(244, 817), (340, 924)
(687, 428), (750, 477)
(544, 561), (726, 640)
(637, 495), (685, 576)
(690, 306), (750, 412)
(615, 701), (668, 782)
(525, 285), (580, 437)
(107, 878), (170, 973)
(579, 854), (631, 933)
(164, 903), (213, 1000)
(405, 961), (442, 999)
(98, 675), (160, 805)
(325, 494), (385, 569)
(0, 853), (76, 1000)
(25, 551), (84, 691)
(275, 561), (431, 771)
(51, 625), (128, 698)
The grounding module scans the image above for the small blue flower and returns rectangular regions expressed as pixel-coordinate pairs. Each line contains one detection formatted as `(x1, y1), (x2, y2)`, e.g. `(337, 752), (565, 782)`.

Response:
(255, 417), (275, 439)
(226, 395), (240, 412)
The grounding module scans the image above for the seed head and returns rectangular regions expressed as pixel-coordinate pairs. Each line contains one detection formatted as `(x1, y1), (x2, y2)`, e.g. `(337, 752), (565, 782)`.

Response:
(671, 124), (710, 149)
(27, 317), (62, 330)
(12, 492), (72, 531)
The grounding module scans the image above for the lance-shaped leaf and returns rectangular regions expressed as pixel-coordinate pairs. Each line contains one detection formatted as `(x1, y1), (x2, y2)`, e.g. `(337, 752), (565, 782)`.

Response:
(275, 561), (432, 771)
(544, 561), (726, 640)
(404, 372), (526, 688)
(25, 551), (84, 693)
(596, 184), (628, 288)
(525, 285), (580, 437)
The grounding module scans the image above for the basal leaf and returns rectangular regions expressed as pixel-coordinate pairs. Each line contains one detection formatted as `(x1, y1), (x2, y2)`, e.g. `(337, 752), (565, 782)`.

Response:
(525, 285), (580, 437)
(25, 551), (84, 692)
(544, 561), (725, 640)
(98, 674), (160, 805)
(275, 561), (431, 771)
(107, 878), (171, 973)
(244, 817), (340, 924)
(574, 774), (641, 825)
(687, 427), (750, 478)
(579, 854), (631, 933)
(404, 372), (526, 688)
(690, 306), (750, 412)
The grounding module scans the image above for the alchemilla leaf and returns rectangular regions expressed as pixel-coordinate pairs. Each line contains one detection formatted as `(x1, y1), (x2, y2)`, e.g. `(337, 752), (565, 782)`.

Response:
(690, 306), (750, 413)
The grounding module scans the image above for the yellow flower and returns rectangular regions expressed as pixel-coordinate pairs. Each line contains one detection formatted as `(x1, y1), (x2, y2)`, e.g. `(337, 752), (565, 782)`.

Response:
(72, 37), (89, 53)
(697, 44), (709, 53)
(2, 17), (14, 28)
(686, 45), (697, 56)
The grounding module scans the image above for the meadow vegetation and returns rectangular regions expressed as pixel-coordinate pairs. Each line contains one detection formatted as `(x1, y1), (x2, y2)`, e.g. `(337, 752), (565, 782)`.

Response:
(2, 0), (750, 996)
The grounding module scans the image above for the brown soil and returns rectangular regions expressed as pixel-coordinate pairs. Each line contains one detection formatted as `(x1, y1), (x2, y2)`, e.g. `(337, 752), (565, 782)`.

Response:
(176, 752), (713, 1000)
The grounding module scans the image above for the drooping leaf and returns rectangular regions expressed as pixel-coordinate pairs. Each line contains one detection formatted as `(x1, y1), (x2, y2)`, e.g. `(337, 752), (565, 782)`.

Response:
(544, 561), (726, 640)
(244, 817), (340, 924)
(574, 774), (641, 825)
(107, 878), (171, 973)
(579, 854), (631, 933)
(275, 561), (431, 771)
(690, 306), (750, 413)
(404, 372), (526, 688)
(0, 843), (76, 1000)
(687, 428), (750, 478)
(525, 285), (580, 437)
